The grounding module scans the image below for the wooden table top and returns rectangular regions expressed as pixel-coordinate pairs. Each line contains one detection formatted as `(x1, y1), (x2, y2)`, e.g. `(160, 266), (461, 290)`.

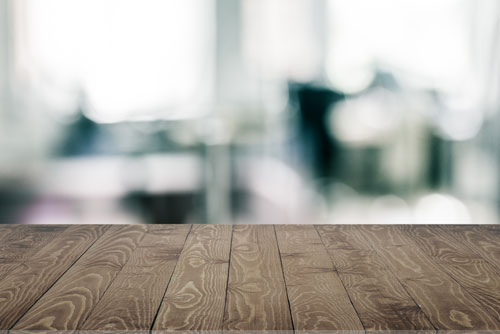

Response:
(1, 224), (500, 333)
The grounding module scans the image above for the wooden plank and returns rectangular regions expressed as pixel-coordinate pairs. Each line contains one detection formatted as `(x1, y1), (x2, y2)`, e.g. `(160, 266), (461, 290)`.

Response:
(0, 225), (66, 253)
(315, 225), (434, 331)
(0, 225), (108, 329)
(152, 224), (232, 332)
(399, 225), (500, 323)
(13, 225), (146, 331)
(80, 224), (191, 331)
(358, 225), (500, 330)
(445, 225), (500, 274)
(275, 225), (363, 332)
(3, 224), (500, 333)
(0, 225), (68, 281)
(0, 225), (33, 243)
(223, 225), (292, 333)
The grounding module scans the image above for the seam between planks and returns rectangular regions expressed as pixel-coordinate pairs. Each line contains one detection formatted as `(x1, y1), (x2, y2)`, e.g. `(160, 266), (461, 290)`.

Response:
(354, 226), (438, 331)
(9, 225), (111, 330)
(77, 225), (153, 329)
(0, 225), (70, 284)
(221, 224), (234, 333)
(149, 224), (194, 331)
(273, 225), (295, 332)
(313, 225), (367, 332)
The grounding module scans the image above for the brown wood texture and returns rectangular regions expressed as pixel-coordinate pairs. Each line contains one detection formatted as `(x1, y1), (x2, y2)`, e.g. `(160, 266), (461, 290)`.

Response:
(224, 225), (292, 333)
(13, 225), (147, 331)
(152, 224), (232, 332)
(315, 225), (435, 331)
(446, 225), (500, 274)
(81, 224), (191, 331)
(358, 225), (500, 330)
(1, 224), (500, 332)
(0, 225), (108, 329)
(0, 225), (68, 281)
(399, 225), (500, 323)
(275, 225), (363, 332)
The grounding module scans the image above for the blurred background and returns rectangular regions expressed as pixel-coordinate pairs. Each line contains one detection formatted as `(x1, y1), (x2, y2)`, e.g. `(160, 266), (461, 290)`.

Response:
(1, 0), (500, 225)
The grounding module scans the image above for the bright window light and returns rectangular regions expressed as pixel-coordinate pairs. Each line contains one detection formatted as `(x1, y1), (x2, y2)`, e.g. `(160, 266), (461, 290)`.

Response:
(25, 0), (214, 123)
(242, 0), (323, 81)
(327, 0), (472, 93)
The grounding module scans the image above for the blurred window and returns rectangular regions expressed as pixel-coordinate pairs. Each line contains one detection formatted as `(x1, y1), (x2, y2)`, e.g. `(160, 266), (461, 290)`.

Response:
(241, 0), (324, 81)
(327, 0), (473, 93)
(16, 0), (214, 122)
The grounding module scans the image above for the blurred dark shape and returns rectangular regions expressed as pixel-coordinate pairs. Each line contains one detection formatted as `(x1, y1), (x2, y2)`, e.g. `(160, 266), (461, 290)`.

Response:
(288, 71), (447, 197)
(57, 110), (100, 156)
(56, 112), (176, 157)
(288, 82), (344, 181)
(288, 71), (401, 191)
(0, 187), (33, 224)
(428, 134), (453, 190)
(370, 70), (400, 91)
(123, 192), (201, 224)
(40, 107), (205, 225)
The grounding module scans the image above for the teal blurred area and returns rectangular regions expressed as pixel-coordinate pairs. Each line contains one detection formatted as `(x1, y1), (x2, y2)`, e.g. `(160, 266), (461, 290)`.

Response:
(1, 0), (500, 225)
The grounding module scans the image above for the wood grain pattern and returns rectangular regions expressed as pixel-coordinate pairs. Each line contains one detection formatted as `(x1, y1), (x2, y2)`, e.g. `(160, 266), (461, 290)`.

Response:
(316, 225), (435, 331)
(0, 225), (63, 245)
(399, 225), (500, 323)
(0, 225), (108, 329)
(81, 224), (191, 331)
(2, 224), (500, 332)
(358, 225), (500, 330)
(275, 225), (363, 332)
(152, 224), (232, 332)
(0, 225), (68, 281)
(445, 225), (500, 275)
(13, 225), (146, 331)
(223, 225), (292, 333)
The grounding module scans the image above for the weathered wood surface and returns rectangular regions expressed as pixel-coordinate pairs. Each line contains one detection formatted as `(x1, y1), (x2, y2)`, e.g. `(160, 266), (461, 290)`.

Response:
(153, 224), (232, 332)
(224, 225), (292, 333)
(0, 224), (500, 332)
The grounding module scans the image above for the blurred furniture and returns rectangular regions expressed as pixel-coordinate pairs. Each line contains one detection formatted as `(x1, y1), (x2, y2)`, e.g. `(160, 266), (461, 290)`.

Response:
(289, 83), (344, 180)
(32, 154), (203, 224)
